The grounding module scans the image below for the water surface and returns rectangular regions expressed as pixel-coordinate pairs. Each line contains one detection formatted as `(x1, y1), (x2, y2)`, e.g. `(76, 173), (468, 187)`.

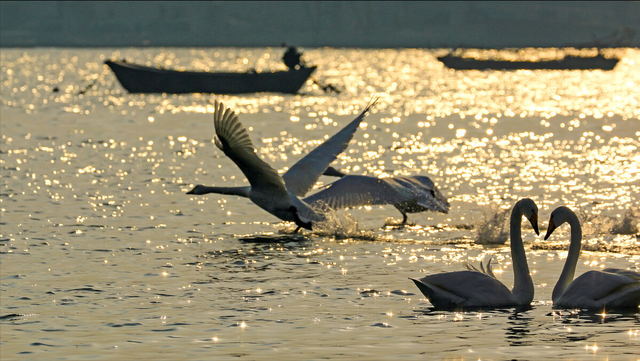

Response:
(1, 47), (639, 360)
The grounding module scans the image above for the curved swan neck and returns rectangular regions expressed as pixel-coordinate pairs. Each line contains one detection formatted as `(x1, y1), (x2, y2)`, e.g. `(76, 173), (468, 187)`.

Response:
(510, 201), (534, 304)
(552, 211), (582, 302)
(194, 186), (250, 197)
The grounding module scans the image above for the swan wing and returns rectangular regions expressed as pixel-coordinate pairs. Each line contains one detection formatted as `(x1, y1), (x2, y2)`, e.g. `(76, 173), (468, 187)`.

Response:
(557, 270), (640, 308)
(213, 101), (287, 192)
(413, 271), (515, 308)
(602, 268), (640, 280)
(302, 175), (407, 210)
(597, 283), (640, 308)
(282, 99), (377, 196)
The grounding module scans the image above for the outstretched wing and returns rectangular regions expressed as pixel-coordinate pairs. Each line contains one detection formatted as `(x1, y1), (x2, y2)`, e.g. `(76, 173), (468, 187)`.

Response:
(303, 175), (408, 209)
(282, 98), (377, 196)
(213, 101), (286, 192)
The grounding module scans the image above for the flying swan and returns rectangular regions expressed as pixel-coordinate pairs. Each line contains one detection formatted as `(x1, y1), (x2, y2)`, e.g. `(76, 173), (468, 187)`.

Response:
(187, 100), (376, 230)
(312, 166), (450, 223)
(411, 198), (539, 309)
(544, 206), (640, 309)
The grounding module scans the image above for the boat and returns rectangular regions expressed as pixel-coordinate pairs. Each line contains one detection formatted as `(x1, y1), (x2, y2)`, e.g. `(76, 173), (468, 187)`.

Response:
(437, 53), (619, 71)
(104, 60), (316, 94)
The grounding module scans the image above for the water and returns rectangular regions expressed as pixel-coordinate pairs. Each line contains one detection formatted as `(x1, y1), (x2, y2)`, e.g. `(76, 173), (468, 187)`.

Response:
(1, 47), (639, 360)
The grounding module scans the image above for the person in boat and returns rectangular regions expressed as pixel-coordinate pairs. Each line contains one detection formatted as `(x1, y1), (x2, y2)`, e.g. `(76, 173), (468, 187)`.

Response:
(282, 43), (304, 70)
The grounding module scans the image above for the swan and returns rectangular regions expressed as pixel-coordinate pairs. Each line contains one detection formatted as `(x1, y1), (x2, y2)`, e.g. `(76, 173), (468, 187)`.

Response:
(544, 206), (640, 309)
(411, 198), (539, 309)
(187, 100), (376, 229)
(313, 166), (450, 223)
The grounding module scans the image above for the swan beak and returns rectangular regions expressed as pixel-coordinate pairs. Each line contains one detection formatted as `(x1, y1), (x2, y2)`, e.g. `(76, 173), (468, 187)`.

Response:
(529, 213), (539, 236)
(186, 188), (195, 194)
(544, 219), (556, 240)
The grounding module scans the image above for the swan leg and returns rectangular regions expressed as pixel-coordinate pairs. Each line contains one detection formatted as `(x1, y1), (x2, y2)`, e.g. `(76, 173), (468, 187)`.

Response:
(293, 226), (301, 233)
(290, 206), (313, 230)
(401, 212), (408, 224)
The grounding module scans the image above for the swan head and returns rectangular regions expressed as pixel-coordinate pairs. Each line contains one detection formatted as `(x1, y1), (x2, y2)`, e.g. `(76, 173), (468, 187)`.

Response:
(186, 185), (207, 195)
(518, 198), (539, 236)
(413, 176), (450, 213)
(544, 206), (574, 240)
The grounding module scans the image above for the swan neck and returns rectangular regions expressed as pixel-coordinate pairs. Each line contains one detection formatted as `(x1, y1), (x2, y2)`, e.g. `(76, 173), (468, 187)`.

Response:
(552, 213), (582, 302)
(197, 186), (250, 197)
(510, 203), (534, 304)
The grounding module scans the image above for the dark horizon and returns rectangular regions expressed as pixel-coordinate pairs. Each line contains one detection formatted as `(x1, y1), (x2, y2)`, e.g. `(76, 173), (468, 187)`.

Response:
(1, 1), (639, 48)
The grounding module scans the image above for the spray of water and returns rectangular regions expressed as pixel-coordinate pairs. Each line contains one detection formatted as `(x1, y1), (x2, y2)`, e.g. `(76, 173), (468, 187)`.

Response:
(474, 204), (510, 245)
(578, 206), (640, 236)
(533, 206), (640, 255)
(278, 204), (389, 241)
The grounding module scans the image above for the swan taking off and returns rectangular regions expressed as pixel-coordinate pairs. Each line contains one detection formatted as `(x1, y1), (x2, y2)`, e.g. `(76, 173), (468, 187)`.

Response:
(411, 198), (539, 309)
(313, 166), (450, 223)
(187, 100), (376, 230)
(544, 206), (640, 309)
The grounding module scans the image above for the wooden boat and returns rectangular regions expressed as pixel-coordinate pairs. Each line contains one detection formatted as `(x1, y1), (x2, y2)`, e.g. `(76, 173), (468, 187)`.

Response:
(437, 54), (619, 71)
(105, 60), (316, 94)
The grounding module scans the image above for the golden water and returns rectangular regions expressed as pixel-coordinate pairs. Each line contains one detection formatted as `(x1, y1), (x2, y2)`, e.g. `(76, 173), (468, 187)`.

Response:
(1, 47), (639, 360)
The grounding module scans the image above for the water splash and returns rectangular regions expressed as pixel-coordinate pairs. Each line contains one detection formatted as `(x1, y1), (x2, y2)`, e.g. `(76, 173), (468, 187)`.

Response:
(474, 204), (510, 245)
(278, 206), (388, 241)
(611, 207), (640, 235)
(578, 206), (640, 236)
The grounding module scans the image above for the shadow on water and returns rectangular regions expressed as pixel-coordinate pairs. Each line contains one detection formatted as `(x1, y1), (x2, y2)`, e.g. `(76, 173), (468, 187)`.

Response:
(548, 307), (640, 324)
(505, 309), (535, 346)
(415, 304), (533, 314)
(239, 234), (312, 244)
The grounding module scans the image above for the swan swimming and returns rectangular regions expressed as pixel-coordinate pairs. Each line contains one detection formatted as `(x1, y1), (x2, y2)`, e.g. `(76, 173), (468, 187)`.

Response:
(544, 206), (640, 309)
(411, 198), (539, 309)
(312, 166), (450, 223)
(187, 100), (376, 230)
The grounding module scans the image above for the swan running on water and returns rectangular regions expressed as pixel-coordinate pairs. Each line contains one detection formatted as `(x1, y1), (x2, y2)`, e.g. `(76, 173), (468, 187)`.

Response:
(544, 206), (640, 309)
(411, 198), (539, 309)
(315, 166), (450, 223)
(187, 100), (376, 230)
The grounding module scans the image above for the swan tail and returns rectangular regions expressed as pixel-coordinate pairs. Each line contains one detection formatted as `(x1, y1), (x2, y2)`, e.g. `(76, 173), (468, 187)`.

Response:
(410, 278), (466, 309)
(464, 258), (497, 280)
(486, 258), (497, 279)
(464, 263), (480, 272)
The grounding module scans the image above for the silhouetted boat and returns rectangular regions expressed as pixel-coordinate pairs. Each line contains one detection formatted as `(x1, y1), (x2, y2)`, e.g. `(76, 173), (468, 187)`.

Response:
(437, 54), (619, 71)
(105, 60), (316, 94)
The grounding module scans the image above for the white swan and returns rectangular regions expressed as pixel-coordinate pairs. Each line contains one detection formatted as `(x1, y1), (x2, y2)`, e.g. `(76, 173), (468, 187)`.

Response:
(187, 100), (376, 229)
(411, 198), (539, 309)
(544, 206), (640, 309)
(313, 166), (450, 223)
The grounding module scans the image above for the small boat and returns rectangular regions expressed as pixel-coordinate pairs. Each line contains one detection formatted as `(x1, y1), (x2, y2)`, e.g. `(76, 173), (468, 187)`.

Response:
(105, 60), (316, 94)
(437, 53), (619, 71)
